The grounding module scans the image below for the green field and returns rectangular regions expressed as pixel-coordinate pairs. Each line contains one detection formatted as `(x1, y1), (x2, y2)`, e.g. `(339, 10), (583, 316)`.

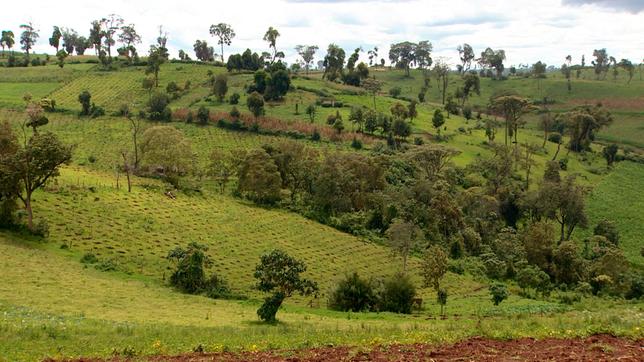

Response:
(0, 56), (642, 361)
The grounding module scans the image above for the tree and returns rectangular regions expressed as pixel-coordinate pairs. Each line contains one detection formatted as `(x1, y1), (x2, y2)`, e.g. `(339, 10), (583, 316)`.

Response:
(406, 144), (460, 180)
(305, 104), (316, 122)
(263, 26), (283, 64)
(491, 95), (532, 146)
(1, 31), (16, 57)
(139, 126), (193, 186)
(437, 288), (448, 317)
(74, 36), (89, 56)
(593, 219), (619, 246)
(254, 249), (318, 322)
(389, 41), (415, 77)
(329, 272), (376, 312)
(537, 175), (588, 241)
(618, 59), (635, 84)
(561, 104), (612, 152)
(390, 102), (408, 121)
(88, 20), (104, 56)
(212, 74), (228, 102)
(102, 14), (124, 59)
(459, 73), (480, 106)
(19, 23), (39, 56)
(61, 28), (78, 55)
(208, 149), (235, 193)
(78, 91), (92, 116)
(386, 219), (421, 273)
(421, 245), (448, 290)
(49, 26), (62, 52)
(56, 50), (68, 68)
(362, 78), (382, 111)
(457, 43), (474, 73)
(3, 129), (72, 231)
(146, 45), (166, 87)
(193, 40), (214, 62)
(489, 283), (509, 305)
(521, 142), (539, 190)
(478, 47), (506, 79)
(209, 23), (235, 63)
(322, 44), (345, 81)
(118, 24), (141, 64)
(265, 69), (291, 101)
(295, 45), (318, 75)
(433, 60), (450, 104)
(522, 221), (555, 273)
(532, 61), (547, 92)
(591, 48), (609, 80)
(237, 149), (281, 204)
(602, 144), (618, 167)
(246, 91), (265, 121)
(367, 46), (379, 66)
(432, 109), (445, 135)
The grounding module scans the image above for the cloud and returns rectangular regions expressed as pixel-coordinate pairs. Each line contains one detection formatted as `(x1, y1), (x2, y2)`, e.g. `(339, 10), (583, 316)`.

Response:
(423, 14), (510, 27)
(562, 0), (644, 13)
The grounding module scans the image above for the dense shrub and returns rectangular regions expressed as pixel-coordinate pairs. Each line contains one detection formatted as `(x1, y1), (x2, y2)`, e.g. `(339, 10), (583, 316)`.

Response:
(148, 93), (172, 121)
(329, 272), (376, 312)
(378, 273), (416, 314)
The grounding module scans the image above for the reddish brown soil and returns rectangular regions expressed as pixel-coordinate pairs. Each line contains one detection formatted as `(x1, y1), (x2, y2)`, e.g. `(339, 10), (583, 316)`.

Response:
(48, 334), (643, 362)
(568, 97), (644, 110)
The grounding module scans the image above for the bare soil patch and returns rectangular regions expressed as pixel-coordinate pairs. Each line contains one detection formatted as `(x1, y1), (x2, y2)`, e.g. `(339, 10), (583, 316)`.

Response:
(49, 334), (643, 361)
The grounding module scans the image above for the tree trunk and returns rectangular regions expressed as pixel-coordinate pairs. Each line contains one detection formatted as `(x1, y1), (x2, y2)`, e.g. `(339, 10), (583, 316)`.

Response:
(221, 43), (224, 63)
(25, 194), (34, 231)
(552, 142), (561, 161)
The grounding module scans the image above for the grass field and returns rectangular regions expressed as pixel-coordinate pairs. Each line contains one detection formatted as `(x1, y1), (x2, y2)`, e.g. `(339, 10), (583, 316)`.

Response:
(0, 60), (642, 361)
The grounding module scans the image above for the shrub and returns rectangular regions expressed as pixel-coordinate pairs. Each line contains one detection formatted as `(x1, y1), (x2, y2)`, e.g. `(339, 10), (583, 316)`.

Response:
(548, 132), (562, 144)
(378, 273), (416, 314)
(351, 137), (363, 150)
(489, 283), (509, 305)
(389, 87), (402, 98)
(148, 93), (172, 121)
(329, 272), (376, 312)
(229, 92), (240, 105)
(80, 253), (99, 264)
(118, 104), (130, 117)
(311, 129), (321, 141)
(90, 104), (105, 118)
(32, 219), (50, 238)
(593, 219), (619, 246)
(197, 106), (210, 125)
(463, 106), (473, 120)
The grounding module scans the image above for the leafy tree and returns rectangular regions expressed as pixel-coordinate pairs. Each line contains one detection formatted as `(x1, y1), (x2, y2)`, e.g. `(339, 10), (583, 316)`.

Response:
(561, 104), (612, 152)
(101, 14), (124, 58)
(61, 28), (78, 55)
(193, 40), (214, 62)
(478, 47), (506, 79)
(168, 242), (211, 293)
(561, 57), (572, 92)
(406, 144), (460, 180)
(407, 100), (418, 120)
(389, 41), (432, 76)
(379, 273), (416, 314)
(537, 175), (588, 241)
(237, 149), (281, 204)
(386, 219), (421, 273)
(19, 23), (39, 56)
(263, 27), (283, 64)
(349, 106), (365, 132)
(146, 45), (167, 87)
(618, 59), (635, 84)
(254, 249), (318, 322)
(78, 91), (92, 116)
(593, 219), (619, 246)
(432, 109), (445, 135)
(517, 265), (551, 295)
(208, 149), (235, 193)
(265, 69), (291, 100)
(362, 78), (382, 111)
(295, 45), (318, 74)
(246, 91), (265, 121)
(491, 95), (532, 146)
(212, 74), (228, 102)
(139, 126), (193, 186)
(433, 60), (450, 104)
(329, 272), (376, 312)
(49, 26), (62, 52)
(522, 221), (555, 274)
(421, 245), (448, 290)
(1, 128), (72, 231)
(532, 61), (547, 91)
(56, 50), (68, 68)
(390, 103), (408, 121)
(88, 20), (104, 56)
(602, 144), (618, 167)
(457, 43), (474, 73)
(1, 31), (16, 57)
(147, 92), (171, 121)
(305, 104), (316, 122)
(437, 288), (448, 316)
(489, 283), (509, 305)
(322, 44), (345, 81)
(74, 36), (89, 55)
(591, 48), (609, 80)
(209, 23), (235, 62)
(459, 73), (480, 106)
(118, 24), (141, 64)
(197, 106), (210, 125)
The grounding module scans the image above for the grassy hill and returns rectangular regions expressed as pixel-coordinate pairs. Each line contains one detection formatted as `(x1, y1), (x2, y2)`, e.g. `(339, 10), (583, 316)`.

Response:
(0, 59), (642, 360)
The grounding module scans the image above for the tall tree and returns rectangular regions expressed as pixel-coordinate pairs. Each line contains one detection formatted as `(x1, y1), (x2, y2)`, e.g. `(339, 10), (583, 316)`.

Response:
(367, 46), (378, 66)
(102, 14), (124, 58)
(421, 245), (448, 290)
(433, 59), (450, 104)
(491, 95), (532, 147)
(459, 72), (480, 106)
(193, 40), (215, 62)
(361, 78), (382, 111)
(386, 219), (422, 273)
(48, 26), (62, 52)
(146, 45), (166, 87)
(1, 31), (15, 57)
(118, 24), (141, 64)
(61, 28), (78, 54)
(322, 43), (345, 81)
(294, 45), (318, 74)
(561, 104), (612, 152)
(478, 47), (506, 79)
(209, 23), (235, 63)
(19, 23), (39, 56)
(88, 20), (104, 56)
(263, 26), (283, 64)
(618, 59), (635, 84)
(591, 48), (609, 80)
(457, 43), (474, 73)
(532, 61), (546, 92)
(389, 41), (416, 76)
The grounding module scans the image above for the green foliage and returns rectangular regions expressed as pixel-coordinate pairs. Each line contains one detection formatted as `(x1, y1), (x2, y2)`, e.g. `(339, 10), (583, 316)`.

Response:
(229, 92), (240, 105)
(489, 283), (509, 305)
(379, 273), (416, 314)
(78, 90), (92, 116)
(246, 91), (265, 119)
(421, 245), (448, 290)
(147, 92), (172, 121)
(237, 149), (281, 204)
(329, 272), (376, 312)
(212, 74), (228, 102)
(197, 106), (210, 125)
(254, 249), (318, 322)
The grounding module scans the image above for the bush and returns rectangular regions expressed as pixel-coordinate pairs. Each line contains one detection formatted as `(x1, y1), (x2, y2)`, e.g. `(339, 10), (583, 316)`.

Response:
(378, 273), (416, 314)
(463, 106), (473, 120)
(389, 87), (402, 98)
(351, 137), (363, 150)
(197, 106), (210, 125)
(148, 93), (172, 121)
(489, 283), (509, 305)
(80, 253), (99, 264)
(548, 132), (562, 144)
(311, 129), (321, 141)
(229, 92), (240, 105)
(329, 272), (376, 312)
(90, 104), (105, 118)
(32, 219), (50, 238)
(203, 273), (232, 299)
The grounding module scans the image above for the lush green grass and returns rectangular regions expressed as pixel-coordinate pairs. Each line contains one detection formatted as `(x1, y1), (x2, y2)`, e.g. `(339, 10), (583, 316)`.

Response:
(576, 161), (644, 268)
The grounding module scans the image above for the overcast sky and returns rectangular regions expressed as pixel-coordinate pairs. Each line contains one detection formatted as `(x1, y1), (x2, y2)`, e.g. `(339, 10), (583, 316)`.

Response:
(1, 0), (642, 68)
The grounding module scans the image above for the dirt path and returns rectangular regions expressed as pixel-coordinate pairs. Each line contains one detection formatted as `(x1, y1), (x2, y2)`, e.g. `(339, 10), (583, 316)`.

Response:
(51, 334), (643, 361)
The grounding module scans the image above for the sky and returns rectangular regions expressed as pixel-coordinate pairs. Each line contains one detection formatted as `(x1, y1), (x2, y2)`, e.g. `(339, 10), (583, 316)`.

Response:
(1, 0), (642, 68)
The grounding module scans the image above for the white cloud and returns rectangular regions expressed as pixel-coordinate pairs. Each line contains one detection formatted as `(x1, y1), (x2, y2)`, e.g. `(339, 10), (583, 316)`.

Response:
(1, 0), (642, 67)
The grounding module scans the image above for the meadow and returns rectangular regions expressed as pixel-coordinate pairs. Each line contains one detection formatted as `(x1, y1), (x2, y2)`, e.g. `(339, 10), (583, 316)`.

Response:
(0, 57), (642, 361)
